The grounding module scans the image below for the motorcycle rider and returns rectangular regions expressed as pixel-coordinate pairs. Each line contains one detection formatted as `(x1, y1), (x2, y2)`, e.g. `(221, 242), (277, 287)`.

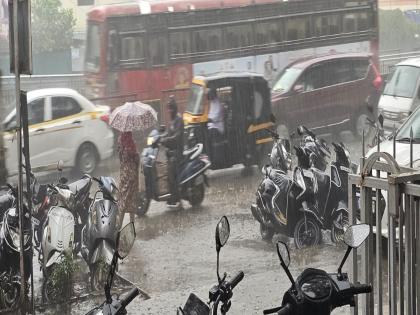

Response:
(161, 96), (184, 206)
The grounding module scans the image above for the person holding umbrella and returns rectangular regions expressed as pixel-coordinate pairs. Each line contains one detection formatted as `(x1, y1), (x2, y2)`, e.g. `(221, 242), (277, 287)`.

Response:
(109, 101), (157, 227)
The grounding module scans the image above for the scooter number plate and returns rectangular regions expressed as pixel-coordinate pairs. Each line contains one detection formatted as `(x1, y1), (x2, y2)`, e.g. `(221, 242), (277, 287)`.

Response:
(31, 216), (40, 226)
(195, 175), (204, 185)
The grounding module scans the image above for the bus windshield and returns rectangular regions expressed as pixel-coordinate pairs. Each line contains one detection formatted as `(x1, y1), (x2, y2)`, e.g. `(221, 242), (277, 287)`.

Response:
(187, 85), (205, 115)
(272, 67), (303, 93)
(85, 23), (101, 72)
(383, 65), (420, 98)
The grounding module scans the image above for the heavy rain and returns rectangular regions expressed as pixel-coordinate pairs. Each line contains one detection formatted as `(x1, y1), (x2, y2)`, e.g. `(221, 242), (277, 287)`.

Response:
(0, 0), (419, 314)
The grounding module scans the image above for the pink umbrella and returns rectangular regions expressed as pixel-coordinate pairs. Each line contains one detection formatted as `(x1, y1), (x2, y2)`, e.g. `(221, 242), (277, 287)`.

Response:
(109, 101), (158, 132)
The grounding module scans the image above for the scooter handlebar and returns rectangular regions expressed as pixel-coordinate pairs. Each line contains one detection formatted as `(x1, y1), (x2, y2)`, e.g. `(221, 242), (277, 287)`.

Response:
(351, 283), (372, 295)
(263, 304), (292, 315)
(228, 271), (244, 290)
(120, 287), (140, 308)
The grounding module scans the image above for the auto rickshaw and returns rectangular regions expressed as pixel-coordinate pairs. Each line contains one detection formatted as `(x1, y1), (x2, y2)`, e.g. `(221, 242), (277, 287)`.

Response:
(183, 72), (274, 170)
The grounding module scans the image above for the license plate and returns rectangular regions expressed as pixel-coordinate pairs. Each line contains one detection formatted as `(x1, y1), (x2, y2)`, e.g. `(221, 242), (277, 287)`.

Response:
(195, 175), (204, 185)
(31, 216), (40, 226)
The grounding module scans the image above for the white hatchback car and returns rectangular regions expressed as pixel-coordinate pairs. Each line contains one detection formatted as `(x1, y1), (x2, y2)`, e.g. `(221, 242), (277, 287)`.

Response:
(2, 88), (114, 175)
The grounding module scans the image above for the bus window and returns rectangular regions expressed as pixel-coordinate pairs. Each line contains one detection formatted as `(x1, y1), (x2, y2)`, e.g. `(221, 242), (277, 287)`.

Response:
(357, 12), (370, 31)
(255, 21), (282, 44)
(224, 24), (253, 49)
(343, 13), (357, 32)
(149, 35), (167, 65)
(193, 30), (208, 52)
(286, 17), (310, 40)
(121, 36), (144, 61)
(170, 31), (191, 55)
(108, 30), (119, 67)
(315, 14), (341, 36)
(207, 28), (222, 51)
(85, 23), (101, 72)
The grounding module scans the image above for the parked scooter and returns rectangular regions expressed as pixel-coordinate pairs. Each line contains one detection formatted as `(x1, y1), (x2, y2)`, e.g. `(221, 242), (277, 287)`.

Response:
(40, 179), (77, 301)
(137, 128), (211, 215)
(81, 176), (119, 291)
(0, 185), (32, 309)
(264, 224), (372, 315)
(178, 216), (244, 315)
(85, 222), (138, 315)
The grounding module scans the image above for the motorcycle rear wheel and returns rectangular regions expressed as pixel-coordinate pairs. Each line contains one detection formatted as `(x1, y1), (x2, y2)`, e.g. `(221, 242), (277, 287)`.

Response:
(137, 191), (151, 216)
(294, 217), (321, 249)
(260, 223), (274, 241)
(331, 212), (349, 244)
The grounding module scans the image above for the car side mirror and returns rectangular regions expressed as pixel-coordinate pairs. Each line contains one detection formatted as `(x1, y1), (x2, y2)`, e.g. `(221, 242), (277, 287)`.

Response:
(293, 84), (304, 94)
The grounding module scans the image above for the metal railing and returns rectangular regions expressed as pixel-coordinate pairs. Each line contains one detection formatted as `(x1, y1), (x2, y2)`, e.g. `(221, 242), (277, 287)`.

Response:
(349, 132), (420, 314)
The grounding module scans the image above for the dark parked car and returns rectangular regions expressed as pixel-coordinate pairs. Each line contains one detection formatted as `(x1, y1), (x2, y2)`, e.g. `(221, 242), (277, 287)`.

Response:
(270, 53), (382, 138)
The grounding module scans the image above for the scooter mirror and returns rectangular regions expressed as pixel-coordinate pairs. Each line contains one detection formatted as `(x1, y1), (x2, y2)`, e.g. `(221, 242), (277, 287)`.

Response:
(378, 114), (384, 128)
(57, 160), (64, 172)
(276, 242), (290, 268)
(344, 224), (370, 249)
(215, 216), (230, 249)
(117, 222), (136, 259)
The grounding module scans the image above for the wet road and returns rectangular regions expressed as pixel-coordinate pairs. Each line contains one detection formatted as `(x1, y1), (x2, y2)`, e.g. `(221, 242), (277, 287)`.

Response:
(27, 132), (370, 314)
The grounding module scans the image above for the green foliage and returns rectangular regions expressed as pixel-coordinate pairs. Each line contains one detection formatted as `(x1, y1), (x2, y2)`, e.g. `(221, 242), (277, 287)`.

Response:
(46, 253), (78, 301)
(31, 0), (76, 53)
(379, 9), (420, 52)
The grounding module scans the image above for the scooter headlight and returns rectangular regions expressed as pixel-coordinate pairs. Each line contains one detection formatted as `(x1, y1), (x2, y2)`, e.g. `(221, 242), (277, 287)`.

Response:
(147, 136), (154, 146)
(110, 186), (119, 202)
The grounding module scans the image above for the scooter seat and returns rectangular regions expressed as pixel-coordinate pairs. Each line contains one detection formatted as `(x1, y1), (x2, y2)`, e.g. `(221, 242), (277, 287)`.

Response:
(68, 177), (92, 195)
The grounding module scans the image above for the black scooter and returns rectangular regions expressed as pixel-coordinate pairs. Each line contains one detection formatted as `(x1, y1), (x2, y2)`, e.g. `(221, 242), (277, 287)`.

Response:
(138, 128), (211, 215)
(178, 216), (244, 315)
(264, 224), (372, 315)
(85, 222), (139, 315)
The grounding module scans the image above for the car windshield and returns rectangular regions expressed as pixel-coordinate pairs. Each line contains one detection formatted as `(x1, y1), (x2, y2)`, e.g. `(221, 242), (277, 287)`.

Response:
(186, 84), (205, 115)
(272, 67), (302, 93)
(383, 65), (420, 98)
(397, 109), (420, 141)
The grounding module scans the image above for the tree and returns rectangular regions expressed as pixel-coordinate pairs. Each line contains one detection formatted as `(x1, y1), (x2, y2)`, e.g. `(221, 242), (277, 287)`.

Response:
(31, 0), (76, 53)
(379, 9), (420, 53)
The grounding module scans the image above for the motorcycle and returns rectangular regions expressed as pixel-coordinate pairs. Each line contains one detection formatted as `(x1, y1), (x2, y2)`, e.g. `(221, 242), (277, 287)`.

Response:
(85, 222), (138, 315)
(0, 185), (32, 309)
(81, 176), (119, 291)
(178, 216), (244, 315)
(264, 224), (372, 315)
(137, 128), (211, 215)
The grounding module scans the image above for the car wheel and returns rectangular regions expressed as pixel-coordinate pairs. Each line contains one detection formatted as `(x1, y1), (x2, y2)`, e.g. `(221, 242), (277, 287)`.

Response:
(353, 111), (373, 139)
(77, 143), (98, 175)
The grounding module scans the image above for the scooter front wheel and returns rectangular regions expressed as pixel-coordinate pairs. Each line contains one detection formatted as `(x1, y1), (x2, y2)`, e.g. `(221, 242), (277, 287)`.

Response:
(0, 281), (20, 309)
(188, 183), (205, 207)
(294, 217), (321, 249)
(260, 223), (274, 241)
(137, 191), (151, 216)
